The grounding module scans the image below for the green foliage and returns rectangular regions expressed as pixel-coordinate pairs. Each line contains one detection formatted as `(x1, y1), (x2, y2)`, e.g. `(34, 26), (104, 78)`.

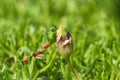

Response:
(0, 0), (120, 80)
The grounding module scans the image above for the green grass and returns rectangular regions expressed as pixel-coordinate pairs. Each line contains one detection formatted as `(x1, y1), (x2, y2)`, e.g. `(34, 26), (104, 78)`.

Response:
(0, 0), (120, 80)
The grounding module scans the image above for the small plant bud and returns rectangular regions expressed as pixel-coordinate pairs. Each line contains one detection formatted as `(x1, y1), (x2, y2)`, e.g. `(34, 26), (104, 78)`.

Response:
(43, 43), (50, 49)
(34, 51), (42, 57)
(56, 25), (73, 58)
(23, 56), (29, 63)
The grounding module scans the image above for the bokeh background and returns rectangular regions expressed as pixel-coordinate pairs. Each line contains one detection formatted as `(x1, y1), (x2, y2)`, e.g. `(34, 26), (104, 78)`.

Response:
(0, 0), (120, 80)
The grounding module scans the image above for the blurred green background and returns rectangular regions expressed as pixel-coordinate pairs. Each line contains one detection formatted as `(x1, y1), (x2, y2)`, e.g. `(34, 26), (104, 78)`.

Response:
(0, 0), (120, 80)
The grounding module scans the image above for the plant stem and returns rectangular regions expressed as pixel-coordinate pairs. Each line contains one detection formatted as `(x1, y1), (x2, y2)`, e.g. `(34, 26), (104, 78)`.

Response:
(66, 58), (81, 80)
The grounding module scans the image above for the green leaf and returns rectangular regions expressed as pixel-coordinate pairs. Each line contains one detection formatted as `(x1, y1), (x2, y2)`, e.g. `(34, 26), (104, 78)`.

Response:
(29, 57), (35, 79)
(22, 65), (30, 80)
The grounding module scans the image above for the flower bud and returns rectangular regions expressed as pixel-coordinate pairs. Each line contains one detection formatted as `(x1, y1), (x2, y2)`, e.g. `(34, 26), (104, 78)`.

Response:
(56, 25), (73, 58)
(34, 51), (42, 57)
(43, 43), (50, 49)
(23, 56), (29, 63)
